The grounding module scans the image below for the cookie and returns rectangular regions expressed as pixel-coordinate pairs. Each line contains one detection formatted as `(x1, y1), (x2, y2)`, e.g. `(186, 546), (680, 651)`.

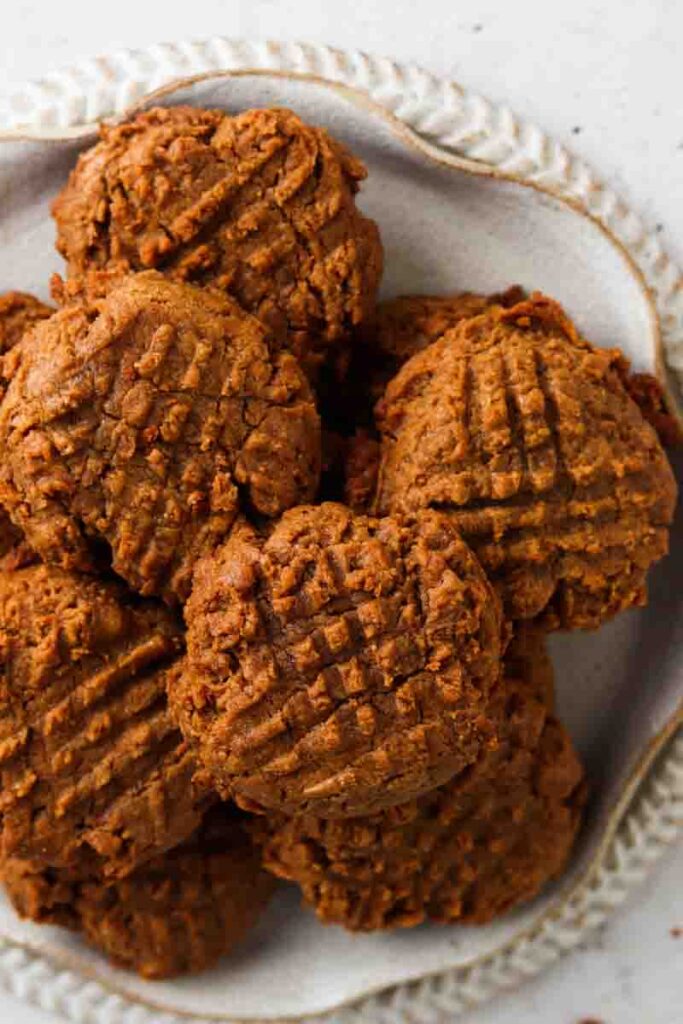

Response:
(342, 430), (381, 512)
(0, 291), (53, 355)
(253, 631), (584, 930)
(616, 363), (682, 448)
(503, 624), (555, 710)
(339, 287), (525, 428)
(0, 563), (209, 875)
(52, 105), (383, 379)
(3, 806), (275, 978)
(0, 272), (321, 604)
(0, 291), (55, 565)
(171, 503), (505, 818)
(374, 294), (677, 628)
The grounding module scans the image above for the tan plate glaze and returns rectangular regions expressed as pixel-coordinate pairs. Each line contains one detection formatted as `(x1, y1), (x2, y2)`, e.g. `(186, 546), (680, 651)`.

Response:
(0, 41), (681, 1024)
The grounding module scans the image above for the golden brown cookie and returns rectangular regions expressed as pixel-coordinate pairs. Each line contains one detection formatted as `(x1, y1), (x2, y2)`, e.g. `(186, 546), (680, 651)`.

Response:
(253, 634), (584, 931)
(49, 267), (130, 309)
(3, 806), (275, 978)
(0, 272), (321, 604)
(171, 503), (505, 819)
(0, 563), (210, 876)
(0, 290), (54, 419)
(374, 294), (677, 628)
(52, 105), (383, 378)
(364, 286), (526, 378)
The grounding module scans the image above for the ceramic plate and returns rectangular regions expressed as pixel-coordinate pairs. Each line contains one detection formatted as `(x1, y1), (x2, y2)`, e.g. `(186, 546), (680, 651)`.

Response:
(0, 39), (681, 1024)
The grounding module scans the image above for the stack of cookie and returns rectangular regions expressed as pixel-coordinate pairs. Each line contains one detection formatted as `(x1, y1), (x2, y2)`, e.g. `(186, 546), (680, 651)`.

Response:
(0, 105), (676, 978)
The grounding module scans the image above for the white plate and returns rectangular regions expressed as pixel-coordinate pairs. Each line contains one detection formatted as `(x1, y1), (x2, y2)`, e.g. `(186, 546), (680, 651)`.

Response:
(0, 38), (681, 1024)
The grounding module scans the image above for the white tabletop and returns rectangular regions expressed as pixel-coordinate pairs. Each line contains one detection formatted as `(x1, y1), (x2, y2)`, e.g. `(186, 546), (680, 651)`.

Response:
(0, 2), (681, 1021)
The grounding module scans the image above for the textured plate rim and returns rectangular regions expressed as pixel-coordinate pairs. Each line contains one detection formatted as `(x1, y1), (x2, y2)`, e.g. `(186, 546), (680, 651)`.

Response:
(132, 67), (674, 423)
(0, 37), (681, 1024)
(2, 40), (683, 413)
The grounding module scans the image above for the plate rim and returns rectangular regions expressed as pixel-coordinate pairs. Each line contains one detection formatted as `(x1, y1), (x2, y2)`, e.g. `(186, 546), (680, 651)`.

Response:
(0, 37), (681, 1024)
(2, 39), (683, 418)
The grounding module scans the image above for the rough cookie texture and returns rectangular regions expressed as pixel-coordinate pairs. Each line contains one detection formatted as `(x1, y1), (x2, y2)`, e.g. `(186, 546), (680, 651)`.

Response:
(2, 806), (275, 978)
(0, 291), (53, 355)
(52, 105), (383, 377)
(343, 430), (381, 512)
(0, 291), (54, 413)
(0, 491), (35, 570)
(503, 625), (555, 710)
(616, 365), (682, 448)
(0, 272), (321, 604)
(0, 292), (54, 566)
(317, 429), (380, 510)
(50, 266), (131, 310)
(363, 287), (526, 383)
(253, 633), (584, 930)
(375, 295), (677, 628)
(0, 564), (210, 875)
(0, 535), (35, 573)
(342, 287), (525, 425)
(172, 503), (505, 818)
(2, 858), (80, 930)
